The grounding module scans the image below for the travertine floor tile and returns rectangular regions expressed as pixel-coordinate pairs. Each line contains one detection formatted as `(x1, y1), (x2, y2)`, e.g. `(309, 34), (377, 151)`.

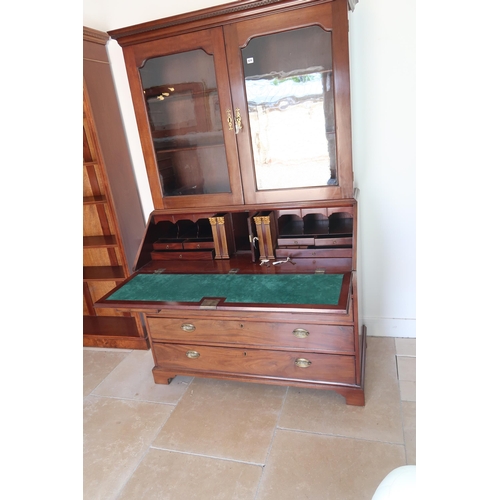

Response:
(279, 337), (404, 443)
(399, 380), (416, 401)
(92, 349), (193, 404)
(395, 338), (416, 356)
(402, 401), (416, 464)
(83, 349), (130, 397)
(397, 356), (416, 381)
(153, 378), (287, 464)
(117, 448), (262, 500)
(256, 429), (406, 500)
(84, 395), (173, 500)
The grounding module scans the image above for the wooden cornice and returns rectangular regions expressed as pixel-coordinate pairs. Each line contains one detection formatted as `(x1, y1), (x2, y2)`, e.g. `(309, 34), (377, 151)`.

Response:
(83, 26), (110, 45)
(107, 0), (343, 44)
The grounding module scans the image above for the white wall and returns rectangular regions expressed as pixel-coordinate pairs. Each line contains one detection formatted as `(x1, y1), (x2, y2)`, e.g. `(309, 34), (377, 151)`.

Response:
(83, 0), (416, 338)
(349, 0), (416, 337)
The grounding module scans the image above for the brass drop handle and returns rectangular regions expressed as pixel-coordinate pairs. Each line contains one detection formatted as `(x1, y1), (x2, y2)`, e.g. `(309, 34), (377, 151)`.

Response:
(181, 323), (196, 332)
(293, 328), (309, 339)
(295, 358), (312, 368)
(226, 109), (233, 131)
(186, 350), (200, 359)
(235, 108), (243, 134)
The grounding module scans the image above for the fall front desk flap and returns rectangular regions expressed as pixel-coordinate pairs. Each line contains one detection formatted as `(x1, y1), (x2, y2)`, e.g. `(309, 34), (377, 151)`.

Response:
(103, 273), (350, 309)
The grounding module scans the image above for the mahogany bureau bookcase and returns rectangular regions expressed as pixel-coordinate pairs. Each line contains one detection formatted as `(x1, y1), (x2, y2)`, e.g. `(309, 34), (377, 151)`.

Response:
(96, 0), (367, 405)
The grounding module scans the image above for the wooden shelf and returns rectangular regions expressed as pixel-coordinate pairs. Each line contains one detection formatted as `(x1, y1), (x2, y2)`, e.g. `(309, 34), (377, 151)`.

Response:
(83, 316), (148, 349)
(83, 235), (118, 248)
(83, 195), (107, 205)
(83, 266), (125, 281)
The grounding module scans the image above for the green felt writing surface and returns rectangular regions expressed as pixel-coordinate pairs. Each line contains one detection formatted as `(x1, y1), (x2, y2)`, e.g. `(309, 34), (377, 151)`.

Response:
(106, 273), (344, 305)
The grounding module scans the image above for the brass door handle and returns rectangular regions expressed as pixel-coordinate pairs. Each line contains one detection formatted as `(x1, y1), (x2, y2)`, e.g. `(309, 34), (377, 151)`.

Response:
(186, 350), (200, 359)
(293, 328), (309, 338)
(294, 358), (312, 368)
(181, 323), (196, 332)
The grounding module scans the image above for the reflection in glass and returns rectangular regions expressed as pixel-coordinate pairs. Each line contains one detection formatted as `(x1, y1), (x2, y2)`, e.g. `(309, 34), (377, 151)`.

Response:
(242, 26), (337, 191)
(140, 50), (231, 197)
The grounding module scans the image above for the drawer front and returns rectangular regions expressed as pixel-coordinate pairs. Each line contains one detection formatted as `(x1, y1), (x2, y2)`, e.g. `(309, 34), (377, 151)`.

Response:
(275, 248), (352, 259)
(277, 237), (315, 246)
(147, 317), (354, 353)
(152, 241), (184, 250)
(183, 240), (215, 250)
(153, 343), (356, 384)
(314, 237), (353, 247)
(150, 250), (215, 260)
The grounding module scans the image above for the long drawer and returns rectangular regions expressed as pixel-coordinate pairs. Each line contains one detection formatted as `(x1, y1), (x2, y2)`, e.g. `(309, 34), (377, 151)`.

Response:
(147, 317), (354, 353)
(153, 343), (356, 385)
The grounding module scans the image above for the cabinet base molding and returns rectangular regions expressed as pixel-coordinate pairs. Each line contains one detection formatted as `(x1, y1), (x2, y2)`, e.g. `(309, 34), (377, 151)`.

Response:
(152, 365), (365, 406)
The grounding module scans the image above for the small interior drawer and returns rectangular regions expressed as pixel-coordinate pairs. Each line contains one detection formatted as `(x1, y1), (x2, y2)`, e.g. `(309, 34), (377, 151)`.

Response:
(277, 237), (315, 246)
(314, 237), (353, 247)
(150, 250), (215, 260)
(183, 239), (215, 250)
(275, 248), (352, 259)
(152, 240), (184, 250)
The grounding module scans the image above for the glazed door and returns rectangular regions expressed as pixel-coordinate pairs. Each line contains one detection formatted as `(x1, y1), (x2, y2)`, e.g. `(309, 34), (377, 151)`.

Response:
(122, 28), (244, 209)
(224, 1), (353, 204)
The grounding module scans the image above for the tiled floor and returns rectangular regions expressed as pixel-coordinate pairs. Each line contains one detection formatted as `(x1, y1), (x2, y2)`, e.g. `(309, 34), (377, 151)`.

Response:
(84, 337), (416, 500)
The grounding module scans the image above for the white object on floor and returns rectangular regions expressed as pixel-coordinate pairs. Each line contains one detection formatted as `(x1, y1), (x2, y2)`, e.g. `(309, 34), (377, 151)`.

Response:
(372, 465), (416, 499)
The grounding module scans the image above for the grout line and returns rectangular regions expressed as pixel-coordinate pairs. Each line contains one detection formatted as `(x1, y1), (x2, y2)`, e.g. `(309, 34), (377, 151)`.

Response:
(275, 425), (407, 447)
(396, 359), (411, 465)
(253, 386), (290, 500)
(148, 446), (266, 467)
(87, 350), (135, 396)
(85, 392), (181, 407)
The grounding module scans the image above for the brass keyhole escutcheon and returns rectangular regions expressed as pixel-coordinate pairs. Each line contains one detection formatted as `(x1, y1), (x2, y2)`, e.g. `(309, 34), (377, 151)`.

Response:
(226, 109), (233, 131)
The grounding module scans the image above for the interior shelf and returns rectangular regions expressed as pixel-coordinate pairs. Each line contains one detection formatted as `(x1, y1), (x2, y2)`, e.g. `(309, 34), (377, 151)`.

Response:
(83, 195), (107, 205)
(83, 316), (147, 349)
(83, 235), (118, 248)
(83, 266), (125, 281)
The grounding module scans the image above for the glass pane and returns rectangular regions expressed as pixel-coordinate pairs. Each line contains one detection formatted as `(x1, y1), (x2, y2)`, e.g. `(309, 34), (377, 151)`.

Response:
(140, 50), (231, 197)
(242, 26), (337, 191)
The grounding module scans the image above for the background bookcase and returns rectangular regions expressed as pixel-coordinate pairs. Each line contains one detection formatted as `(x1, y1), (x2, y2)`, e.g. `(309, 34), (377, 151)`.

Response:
(83, 27), (148, 349)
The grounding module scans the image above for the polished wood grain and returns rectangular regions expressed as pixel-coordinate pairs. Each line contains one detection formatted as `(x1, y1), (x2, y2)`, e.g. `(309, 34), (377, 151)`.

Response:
(147, 317), (355, 353)
(153, 343), (356, 384)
